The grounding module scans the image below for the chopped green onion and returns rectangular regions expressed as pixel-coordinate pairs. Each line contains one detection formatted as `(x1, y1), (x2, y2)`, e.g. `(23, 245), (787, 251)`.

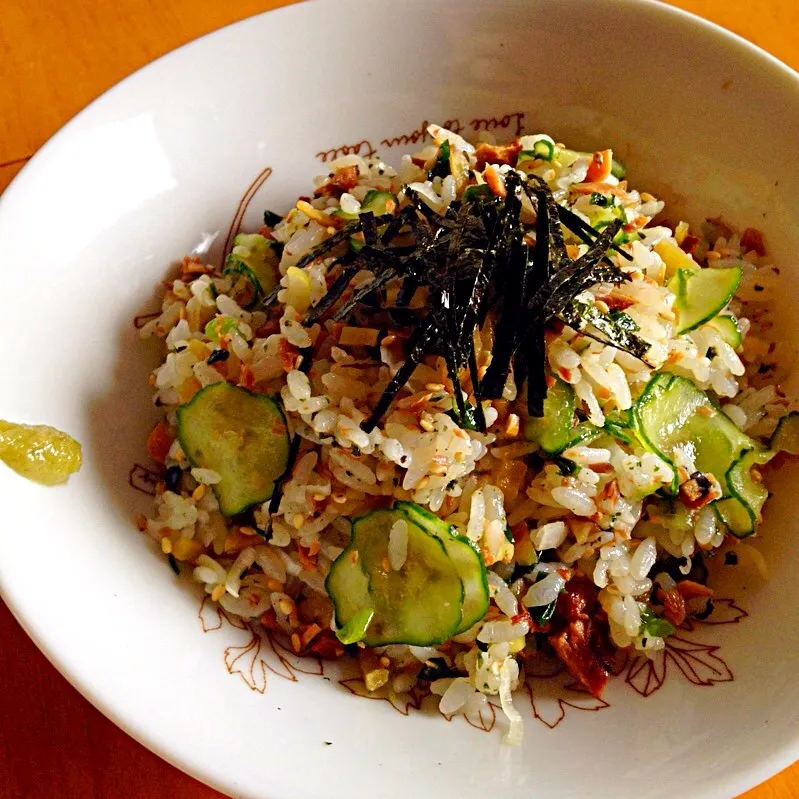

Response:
(590, 192), (615, 208)
(429, 141), (451, 180)
(204, 316), (240, 345)
(335, 608), (375, 645)
(532, 139), (555, 160)
(639, 608), (676, 638)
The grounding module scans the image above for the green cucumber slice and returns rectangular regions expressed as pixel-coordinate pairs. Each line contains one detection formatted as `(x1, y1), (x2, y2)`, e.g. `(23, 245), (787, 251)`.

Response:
(669, 266), (742, 334)
(715, 448), (773, 537)
(770, 412), (799, 454)
(395, 501), (489, 633)
(632, 373), (755, 494)
(223, 233), (279, 299)
(603, 410), (634, 445)
(525, 377), (582, 454)
(360, 190), (398, 216)
(326, 509), (464, 647)
(707, 314), (743, 350)
(176, 383), (290, 515)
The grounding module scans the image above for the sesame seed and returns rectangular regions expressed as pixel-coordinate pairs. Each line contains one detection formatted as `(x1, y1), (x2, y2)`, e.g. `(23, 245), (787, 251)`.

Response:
(192, 484), (206, 501)
(160, 537), (173, 554)
(291, 633), (302, 652)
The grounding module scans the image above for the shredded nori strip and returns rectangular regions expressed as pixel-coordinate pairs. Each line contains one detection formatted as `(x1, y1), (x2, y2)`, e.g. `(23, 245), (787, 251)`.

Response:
(286, 169), (650, 430)
(263, 210), (283, 227)
(265, 434), (302, 532)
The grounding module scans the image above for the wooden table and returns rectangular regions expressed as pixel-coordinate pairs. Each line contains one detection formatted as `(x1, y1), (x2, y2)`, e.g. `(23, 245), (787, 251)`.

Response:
(1, 0), (798, 796)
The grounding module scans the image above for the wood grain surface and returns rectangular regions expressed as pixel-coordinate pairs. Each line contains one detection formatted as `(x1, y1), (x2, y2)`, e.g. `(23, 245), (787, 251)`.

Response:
(1, 1), (798, 797)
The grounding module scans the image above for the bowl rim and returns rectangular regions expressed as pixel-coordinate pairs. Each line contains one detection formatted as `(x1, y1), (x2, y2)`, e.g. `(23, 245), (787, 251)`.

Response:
(2, 1), (799, 797)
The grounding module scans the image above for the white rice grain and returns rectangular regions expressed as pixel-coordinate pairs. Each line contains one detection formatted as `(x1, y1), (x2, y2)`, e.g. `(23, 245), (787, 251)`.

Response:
(388, 519), (409, 571)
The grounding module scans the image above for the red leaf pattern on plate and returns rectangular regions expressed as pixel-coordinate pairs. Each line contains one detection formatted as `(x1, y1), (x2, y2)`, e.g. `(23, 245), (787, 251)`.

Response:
(224, 631), (269, 694)
(524, 670), (611, 729)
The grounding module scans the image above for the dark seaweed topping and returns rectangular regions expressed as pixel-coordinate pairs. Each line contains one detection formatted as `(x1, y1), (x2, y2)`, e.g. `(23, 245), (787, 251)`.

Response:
(264, 434), (302, 534)
(164, 465), (183, 492)
(289, 171), (651, 430)
(724, 551), (739, 566)
(418, 657), (461, 681)
(263, 210), (283, 227)
(207, 348), (230, 365)
(693, 598), (715, 621)
(167, 554), (180, 575)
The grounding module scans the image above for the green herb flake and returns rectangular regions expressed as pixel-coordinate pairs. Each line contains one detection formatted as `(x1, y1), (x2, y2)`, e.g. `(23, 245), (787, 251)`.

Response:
(639, 607), (676, 638)
(204, 316), (240, 345)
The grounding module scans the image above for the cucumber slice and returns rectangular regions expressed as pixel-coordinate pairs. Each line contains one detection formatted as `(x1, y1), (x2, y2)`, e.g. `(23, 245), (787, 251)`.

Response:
(224, 233), (279, 299)
(360, 190), (398, 216)
(326, 509), (464, 647)
(176, 383), (290, 515)
(610, 157), (626, 180)
(395, 501), (489, 633)
(525, 377), (580, 454)
(668, 266), (742, 334)
(715, 448), (773, 537)
(603, 410), (634, 445)
(632, 373), (755, 494)
(325, 548), (372, 640)
(770, 411), (799, 454)
(707, 314), (743, 350)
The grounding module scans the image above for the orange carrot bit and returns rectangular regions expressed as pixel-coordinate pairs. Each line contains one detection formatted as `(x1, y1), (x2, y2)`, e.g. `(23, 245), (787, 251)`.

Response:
(740, 227), (766, 256)
(307, 629), (345, 659)
(279, 338), (300, 372)
(146, 421), (173, 465)
(657, 587), (687, 628)
(484, 165), (507, 198)
(297, 544), (318, 572)
(585, 149), (613, 183)
(473, 141), (522, 170)
(676, 580), (715, 600)
(239, 362), (256, 391)
(571, 181), (628, 197)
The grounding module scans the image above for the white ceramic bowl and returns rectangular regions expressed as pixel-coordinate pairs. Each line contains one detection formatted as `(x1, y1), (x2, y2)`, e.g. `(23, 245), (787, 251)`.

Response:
(2, 1), (799, 797)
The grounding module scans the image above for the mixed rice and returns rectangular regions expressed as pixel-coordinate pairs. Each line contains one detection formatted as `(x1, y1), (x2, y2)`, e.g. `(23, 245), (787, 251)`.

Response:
(137, 124), (797, 743)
